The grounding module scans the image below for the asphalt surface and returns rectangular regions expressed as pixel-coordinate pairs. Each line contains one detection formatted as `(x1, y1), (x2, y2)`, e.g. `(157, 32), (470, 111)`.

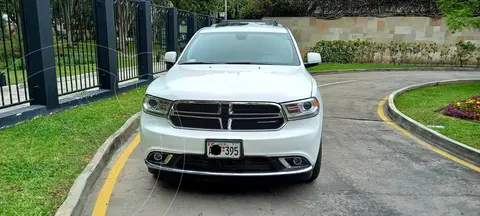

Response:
(83, 71), (480, 216)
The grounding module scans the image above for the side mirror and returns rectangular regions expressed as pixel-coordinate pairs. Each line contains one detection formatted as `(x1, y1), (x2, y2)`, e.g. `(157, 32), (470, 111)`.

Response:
(305, 52), (321, 68)
(165, 51), (177, 63)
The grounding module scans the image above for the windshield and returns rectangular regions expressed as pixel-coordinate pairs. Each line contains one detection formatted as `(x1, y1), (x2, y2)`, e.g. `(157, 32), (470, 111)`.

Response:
(178, 32), (301, 66)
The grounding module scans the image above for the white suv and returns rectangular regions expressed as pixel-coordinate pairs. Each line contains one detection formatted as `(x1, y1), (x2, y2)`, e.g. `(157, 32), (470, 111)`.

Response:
(140, 20), (324, 182)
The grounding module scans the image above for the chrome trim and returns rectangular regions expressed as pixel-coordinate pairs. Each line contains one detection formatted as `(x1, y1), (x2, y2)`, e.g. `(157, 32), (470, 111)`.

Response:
(230, 115), (282, 120)
(227, 118), (232, 130)
(278, 158), (291, 168)
(229, 112), (282, 116)
(167, 100), (288, 131)
(174, 114), (221, 119)
(174, 110), (220, 115)
(146, 161), (312, 176)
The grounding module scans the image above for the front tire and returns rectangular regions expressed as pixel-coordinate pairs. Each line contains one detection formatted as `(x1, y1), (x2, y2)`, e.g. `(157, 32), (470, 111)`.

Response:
(306, 140), (322, 182)
(148, 168), (160, 177)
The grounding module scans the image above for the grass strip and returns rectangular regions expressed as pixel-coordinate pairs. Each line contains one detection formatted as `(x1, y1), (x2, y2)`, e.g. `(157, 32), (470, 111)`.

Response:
(395, 83), (480, 150)
(0, 87), (146, 215)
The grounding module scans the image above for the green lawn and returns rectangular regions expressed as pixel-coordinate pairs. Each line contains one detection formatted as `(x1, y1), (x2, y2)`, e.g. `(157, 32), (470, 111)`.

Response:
(0, 87), (146, 215)
(308, 63), (426, 72)
(1, 40), (166, 85)
(2, 57), (139, 85)
(395, 83), (480, 150)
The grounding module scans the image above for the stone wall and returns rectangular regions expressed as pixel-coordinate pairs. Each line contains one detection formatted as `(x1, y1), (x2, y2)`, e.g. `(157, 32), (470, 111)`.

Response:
(266, 17), (480, 56)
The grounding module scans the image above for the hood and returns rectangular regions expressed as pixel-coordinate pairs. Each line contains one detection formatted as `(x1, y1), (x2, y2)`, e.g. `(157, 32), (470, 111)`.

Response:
(146, 65), (313, 102)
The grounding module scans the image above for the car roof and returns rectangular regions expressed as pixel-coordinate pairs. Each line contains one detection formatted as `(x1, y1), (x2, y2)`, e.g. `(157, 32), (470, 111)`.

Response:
(199, 21), (288, 34)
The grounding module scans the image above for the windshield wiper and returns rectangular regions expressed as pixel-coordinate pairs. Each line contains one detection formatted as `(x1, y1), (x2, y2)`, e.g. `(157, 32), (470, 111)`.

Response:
(224, 62), (276, 65)
(224, 62), (253, 64)
(180, 62), (218, 65)
(181, 62), (276, 65)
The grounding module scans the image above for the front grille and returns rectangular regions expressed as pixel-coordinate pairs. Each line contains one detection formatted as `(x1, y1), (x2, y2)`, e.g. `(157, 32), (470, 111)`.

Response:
(175, 103), (219, 114)
(231, 104), (280, 114)
(168, 101), (285, 130)
(173, 155), (278, 172)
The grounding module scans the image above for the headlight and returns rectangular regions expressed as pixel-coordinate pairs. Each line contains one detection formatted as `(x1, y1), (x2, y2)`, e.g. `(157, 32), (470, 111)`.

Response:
(143, 95), (172, 117)
(281, 97), (319, 120)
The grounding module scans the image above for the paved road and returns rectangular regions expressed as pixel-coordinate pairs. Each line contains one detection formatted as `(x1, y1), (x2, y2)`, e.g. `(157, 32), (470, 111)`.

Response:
(84, 71), (480, 216)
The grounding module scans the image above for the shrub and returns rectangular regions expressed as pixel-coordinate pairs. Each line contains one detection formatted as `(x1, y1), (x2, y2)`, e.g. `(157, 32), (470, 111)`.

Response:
(426, 43), (439, 66)
(474, 46), (480, 68)
(0, 35), (24, 61)
(388, 41), (402, 64)
(310, 40), (367, 63)
(309, 40), (478, 67)
(439, 44), (452, 65)
(454, 41), (476, 67)
(238, 0), (264, 19)
(376, 43), (388, 63)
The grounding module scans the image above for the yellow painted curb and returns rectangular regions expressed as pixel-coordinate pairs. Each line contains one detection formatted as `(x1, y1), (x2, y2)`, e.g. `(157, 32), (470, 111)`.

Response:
(92, 134), (141, 216)
(377, 97), (480, 173)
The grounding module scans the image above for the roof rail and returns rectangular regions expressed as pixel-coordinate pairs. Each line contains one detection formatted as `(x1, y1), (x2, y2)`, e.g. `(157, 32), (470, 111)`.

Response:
(218, 19), (282, 27)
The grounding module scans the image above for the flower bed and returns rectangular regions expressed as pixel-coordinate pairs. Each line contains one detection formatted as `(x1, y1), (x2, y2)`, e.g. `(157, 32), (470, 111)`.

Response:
(443, 95), (480, 121)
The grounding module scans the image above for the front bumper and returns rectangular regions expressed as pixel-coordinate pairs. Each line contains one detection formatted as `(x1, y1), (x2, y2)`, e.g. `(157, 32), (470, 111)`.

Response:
(146, 160), (313, 177)
(140, 111), (322, 176)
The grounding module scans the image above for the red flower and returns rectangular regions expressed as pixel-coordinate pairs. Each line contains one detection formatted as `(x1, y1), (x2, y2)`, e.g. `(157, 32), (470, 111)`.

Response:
(268, 1), (273, 6)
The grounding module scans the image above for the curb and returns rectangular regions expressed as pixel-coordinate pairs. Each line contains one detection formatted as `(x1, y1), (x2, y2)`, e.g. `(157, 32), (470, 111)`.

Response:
(55, 112), (141, 216)
(311, 67), (480, 75)
(386, 79), (480, 167)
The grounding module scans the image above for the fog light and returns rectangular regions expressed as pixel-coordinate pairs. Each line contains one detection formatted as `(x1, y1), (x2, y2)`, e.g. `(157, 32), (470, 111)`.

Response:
(153, 153), (163, 161)
(293, 157), (303, 166)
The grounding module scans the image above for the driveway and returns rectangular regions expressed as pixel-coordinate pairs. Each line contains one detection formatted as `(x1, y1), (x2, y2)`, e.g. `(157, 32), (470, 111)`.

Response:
(83, 70), (480, 216)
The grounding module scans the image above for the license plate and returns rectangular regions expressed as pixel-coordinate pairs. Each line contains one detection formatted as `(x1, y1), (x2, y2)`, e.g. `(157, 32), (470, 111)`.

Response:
(205, 139), (243, 159)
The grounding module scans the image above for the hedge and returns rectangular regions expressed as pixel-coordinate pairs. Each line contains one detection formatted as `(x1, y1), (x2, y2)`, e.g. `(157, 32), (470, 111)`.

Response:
(309, 40), (480, 67)
(244, 0), (441, 19)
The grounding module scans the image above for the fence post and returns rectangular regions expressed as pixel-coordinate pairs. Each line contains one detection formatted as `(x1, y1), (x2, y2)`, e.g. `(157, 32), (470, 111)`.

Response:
(19, 0), (59, 109)
(136, 0), (153, 81)
(166, 8), (178, 70)
(166, 8), (178, 53)
(187, 13), (198, 40)
(205, 16), (212, 27)
(94, 0), (118, 91)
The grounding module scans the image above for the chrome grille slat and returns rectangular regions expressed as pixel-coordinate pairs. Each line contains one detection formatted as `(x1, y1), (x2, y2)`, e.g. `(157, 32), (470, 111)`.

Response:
(174, 114), (222, 119)
(229, 112), (281, 116)
(175, 110), (221, 115)
(168, 101), (286, 131)
(230, 115), (282, 120)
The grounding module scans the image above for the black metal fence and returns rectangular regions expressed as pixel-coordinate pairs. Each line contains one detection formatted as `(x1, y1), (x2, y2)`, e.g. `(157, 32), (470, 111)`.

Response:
(115, 0), (138, 82)
(197, 14), (209, 29)
(51, 0), (99, 96)
(151, 4), (168, 73)
(178, 9), (190, 53)
(0, 0), (216, 113)
(0, 0), (30, 109)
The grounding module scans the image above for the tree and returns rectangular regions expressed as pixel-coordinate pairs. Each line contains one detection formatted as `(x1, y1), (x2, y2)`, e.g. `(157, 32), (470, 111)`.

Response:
(169, 0), (222, 15)
(115, 0), (136, 51)
(437, 0), (480, 31)
(51, 0), (74, 47)
(0, 0), (21, 34)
